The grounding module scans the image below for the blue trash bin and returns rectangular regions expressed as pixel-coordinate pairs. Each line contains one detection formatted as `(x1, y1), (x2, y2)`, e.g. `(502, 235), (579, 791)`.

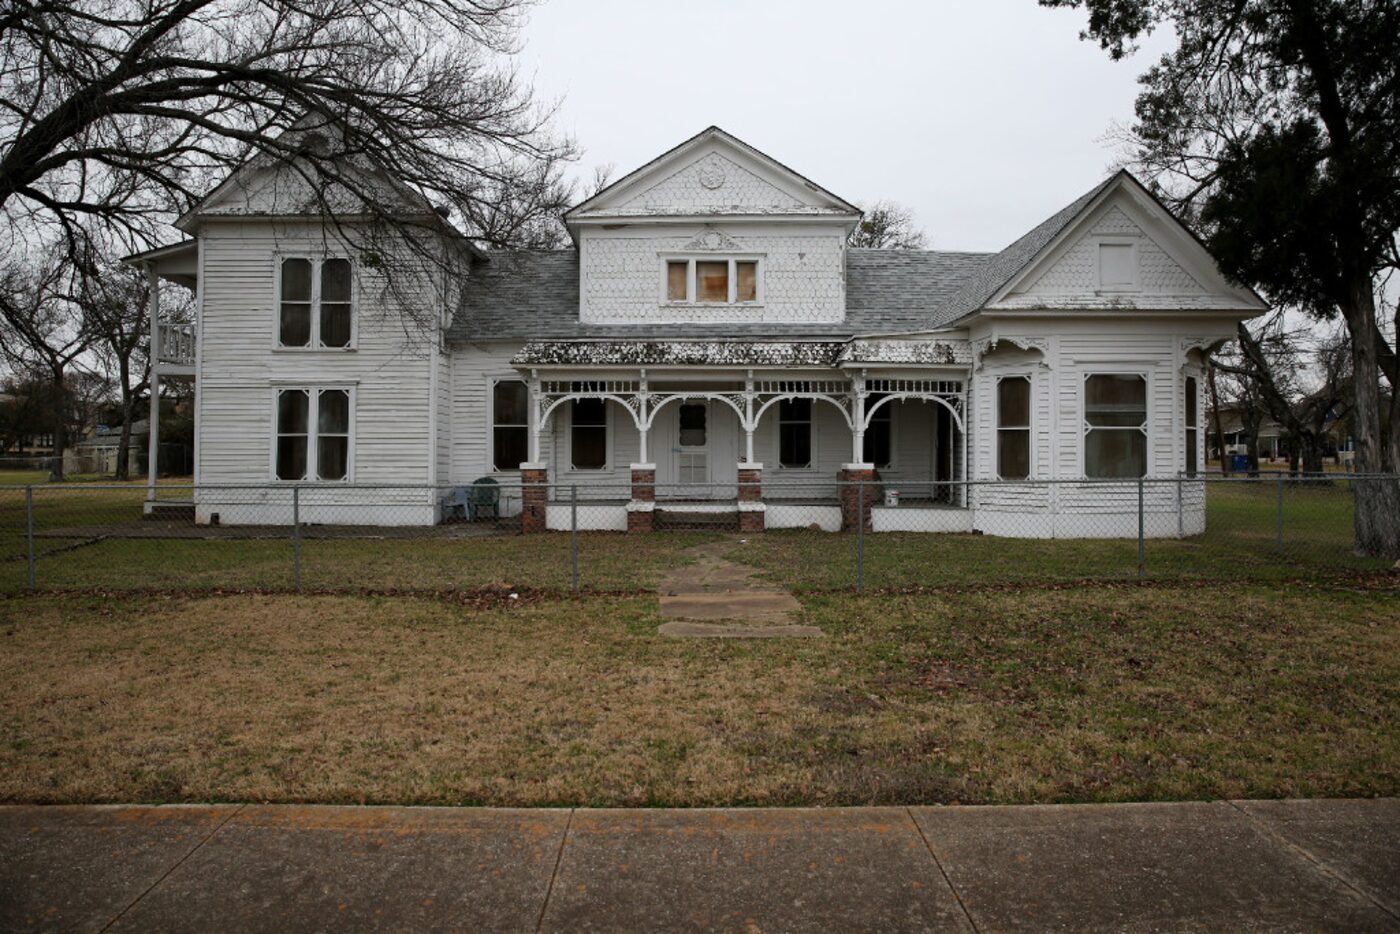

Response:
(1229, 454), (1250, 473)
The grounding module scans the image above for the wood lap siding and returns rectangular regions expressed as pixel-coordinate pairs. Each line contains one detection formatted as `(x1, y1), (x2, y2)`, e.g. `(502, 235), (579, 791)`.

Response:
(197, 225), (435, 486)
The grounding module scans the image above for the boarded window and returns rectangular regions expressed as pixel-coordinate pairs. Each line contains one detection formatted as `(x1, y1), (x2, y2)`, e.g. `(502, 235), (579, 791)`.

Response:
(997, 377), (1031, 479)
(1098, 243), (1136, 289)
(279, 258), (312, 347)
(276, 389), (309, 480)
(778, 398), (812, 468)
(571, 398), (608, 470)
(317, 389), (350, 480)
(666, 261), (688, 301)
(1084, 374), (1147, 478)
(492, 380), (529, 471)
(319, 258), (352, 348)
(1184, 376), (1198, 477)
(736, 261), (758, 302)
(863, 395), (892, 468)
(695, 261), (729, 302)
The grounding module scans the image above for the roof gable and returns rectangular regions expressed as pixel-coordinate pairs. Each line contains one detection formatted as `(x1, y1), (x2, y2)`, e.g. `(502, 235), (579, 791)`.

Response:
(1001, 174), (1266, 314)
(566, 126), (860, 222)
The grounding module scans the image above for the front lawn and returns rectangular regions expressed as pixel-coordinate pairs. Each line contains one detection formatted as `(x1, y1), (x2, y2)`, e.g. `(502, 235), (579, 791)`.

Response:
(2, 580), (1395, 806)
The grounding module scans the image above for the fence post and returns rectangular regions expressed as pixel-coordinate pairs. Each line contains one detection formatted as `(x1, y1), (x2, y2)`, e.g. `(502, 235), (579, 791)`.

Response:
(1275, 473), (1284, 552)
(570, 483), (579, 593)
(856, 477), (865, 594)
(1137, 476), (1145, 580)
(25, 486), (35, 591)
(292, 485), (302, 592)
(1176, 474), (1184, 538)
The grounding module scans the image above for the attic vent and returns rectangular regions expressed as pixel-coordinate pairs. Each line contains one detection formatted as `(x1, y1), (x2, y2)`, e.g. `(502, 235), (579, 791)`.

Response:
(1098, 242), (1137, 290)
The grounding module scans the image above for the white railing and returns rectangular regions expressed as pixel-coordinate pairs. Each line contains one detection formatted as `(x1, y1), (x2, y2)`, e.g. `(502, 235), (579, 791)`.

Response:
(157, 322), (196, 366)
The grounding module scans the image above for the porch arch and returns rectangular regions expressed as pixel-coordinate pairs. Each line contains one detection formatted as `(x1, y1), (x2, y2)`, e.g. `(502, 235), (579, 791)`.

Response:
(539, 393), (645, 432)
(862, 393), (964, 434)
(752, 393), (854, 430)
(643, 392), (747, 431)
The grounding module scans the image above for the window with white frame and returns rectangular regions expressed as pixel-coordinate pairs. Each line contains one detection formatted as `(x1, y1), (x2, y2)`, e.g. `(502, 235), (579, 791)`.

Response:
(778, 398), (812, 468)
(1083, 374), (1148, 478)
(1097, 241), (1138, 291)
(492, 379), (529, 471)
(279, 257), (353, 348)
(997, 377), (1031, 480)
(863, 394), (893, 469)
(275, 388), (351, 481)
(1184, 376), (1199, 477)
(664, 258), (760, 304)
(570, 398), (608, 470)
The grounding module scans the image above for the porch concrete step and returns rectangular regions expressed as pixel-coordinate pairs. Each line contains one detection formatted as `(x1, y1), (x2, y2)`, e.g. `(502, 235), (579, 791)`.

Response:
(142, 500), (194, 522)
(654, 510), (740, 532)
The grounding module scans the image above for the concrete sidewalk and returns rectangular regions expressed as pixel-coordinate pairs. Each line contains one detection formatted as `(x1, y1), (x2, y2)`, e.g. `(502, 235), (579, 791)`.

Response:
(2, 800), (1396, 932)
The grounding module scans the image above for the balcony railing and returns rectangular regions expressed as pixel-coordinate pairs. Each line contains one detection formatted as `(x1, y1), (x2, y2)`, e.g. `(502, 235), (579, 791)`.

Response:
(157, 322), (196, 367)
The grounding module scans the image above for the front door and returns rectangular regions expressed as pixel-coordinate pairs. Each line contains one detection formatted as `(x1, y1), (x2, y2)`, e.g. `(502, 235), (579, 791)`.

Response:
(675, 402), (710, 497)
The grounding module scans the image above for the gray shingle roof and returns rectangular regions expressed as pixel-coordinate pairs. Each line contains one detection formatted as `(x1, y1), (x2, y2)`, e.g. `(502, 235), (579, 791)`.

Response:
(447, 248), (993, 342)
(446, 173), (1124, 343)
(938, 173), (1121, 324)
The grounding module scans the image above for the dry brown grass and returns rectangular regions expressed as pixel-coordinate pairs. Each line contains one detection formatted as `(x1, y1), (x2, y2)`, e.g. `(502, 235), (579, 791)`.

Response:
(1, 580), (1397, 806)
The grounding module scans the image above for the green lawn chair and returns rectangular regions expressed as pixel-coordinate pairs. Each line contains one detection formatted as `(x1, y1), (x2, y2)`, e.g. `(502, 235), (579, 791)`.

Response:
(467, 477), (500, 521)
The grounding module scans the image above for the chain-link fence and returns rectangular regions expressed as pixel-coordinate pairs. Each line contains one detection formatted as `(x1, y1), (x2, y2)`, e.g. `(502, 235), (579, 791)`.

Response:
(2, 474), (1395, 595)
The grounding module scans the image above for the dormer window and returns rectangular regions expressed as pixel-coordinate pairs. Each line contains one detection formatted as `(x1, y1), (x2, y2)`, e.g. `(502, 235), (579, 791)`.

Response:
(663, 257), (761, 304)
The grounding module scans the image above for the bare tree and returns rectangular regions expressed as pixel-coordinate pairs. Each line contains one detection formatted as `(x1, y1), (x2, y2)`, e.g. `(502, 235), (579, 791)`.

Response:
(0, 0), (574, 275)
(0, 260), (94, 480)
(460, 162), (613, 250)
(848, 200), (928, 250)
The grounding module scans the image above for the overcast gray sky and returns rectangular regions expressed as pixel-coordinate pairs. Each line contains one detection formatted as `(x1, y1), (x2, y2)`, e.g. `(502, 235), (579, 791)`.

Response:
(519, 0), (1175, 252)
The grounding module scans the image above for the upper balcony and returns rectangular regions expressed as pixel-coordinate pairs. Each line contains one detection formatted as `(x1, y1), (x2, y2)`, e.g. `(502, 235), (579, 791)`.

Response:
(157, 322), (197, 370)
(123, 240), (199, 378)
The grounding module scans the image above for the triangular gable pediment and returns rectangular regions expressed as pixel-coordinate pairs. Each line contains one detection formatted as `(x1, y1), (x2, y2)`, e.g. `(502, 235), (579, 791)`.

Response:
(987, 175), (1266, 313)
(566, 126), (859, 221)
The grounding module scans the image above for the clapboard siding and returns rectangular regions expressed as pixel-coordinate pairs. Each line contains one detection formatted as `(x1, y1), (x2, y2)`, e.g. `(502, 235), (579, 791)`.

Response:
(197, 222), (436, 487)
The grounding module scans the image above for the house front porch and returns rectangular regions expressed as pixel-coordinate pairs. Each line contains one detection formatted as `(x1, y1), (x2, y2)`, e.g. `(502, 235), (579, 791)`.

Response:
(511, 339), (971, 533)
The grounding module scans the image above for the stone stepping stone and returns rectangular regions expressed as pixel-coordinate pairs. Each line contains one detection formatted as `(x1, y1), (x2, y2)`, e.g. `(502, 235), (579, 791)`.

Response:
(658, 622), (825, 639)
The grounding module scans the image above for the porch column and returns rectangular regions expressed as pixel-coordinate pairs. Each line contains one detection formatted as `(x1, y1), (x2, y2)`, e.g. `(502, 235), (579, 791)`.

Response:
(628, 463), (655, 533)
(737, 462), (764, 532)
(743, 371), (756, 464)
(850, 372), (867, 464)
(527, 371), (542, 464)
(145, 265), (161, 502)
(520, 462), (548, 534)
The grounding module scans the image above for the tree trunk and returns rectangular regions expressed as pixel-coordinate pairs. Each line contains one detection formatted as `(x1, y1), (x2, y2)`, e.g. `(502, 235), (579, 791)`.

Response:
(115, 356), (133, 481)
(1340, 277), (1400, 557)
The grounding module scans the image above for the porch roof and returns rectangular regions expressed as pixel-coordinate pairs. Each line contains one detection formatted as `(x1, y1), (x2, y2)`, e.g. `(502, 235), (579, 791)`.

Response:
(511, 337), (973, 369)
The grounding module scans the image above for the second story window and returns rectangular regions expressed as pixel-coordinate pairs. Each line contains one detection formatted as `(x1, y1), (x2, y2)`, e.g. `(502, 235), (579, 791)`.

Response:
(279, 257), (353, 349)
(664, 258), (760, 304)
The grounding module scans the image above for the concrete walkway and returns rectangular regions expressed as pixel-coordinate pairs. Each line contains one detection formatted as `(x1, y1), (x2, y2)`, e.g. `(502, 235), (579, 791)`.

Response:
(657, 540), (821, 638)
(2, 800), (1396, 932)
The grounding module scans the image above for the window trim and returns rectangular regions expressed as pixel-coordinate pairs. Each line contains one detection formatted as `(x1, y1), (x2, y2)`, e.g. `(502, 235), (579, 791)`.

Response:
(659, 254), (765, 306)
(995, 375), (1033, 481)
(567, 397), (612, 473)
(488, 376), (530, 473)
(268, 384), (357, 483)
(1093, 237), (1141, 293)
(776, 397), (814, 470)
(272, 254), (358, 351)
(1080, 370), (1150, 479)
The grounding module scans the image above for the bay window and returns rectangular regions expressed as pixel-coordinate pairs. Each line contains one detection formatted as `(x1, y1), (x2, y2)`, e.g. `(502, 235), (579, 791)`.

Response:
(279, 257), (353, 349)
(1084, 374), (1148, 478)
(997, 377), (1031, 480)
(275, 388), (352, 481)
(1184, 376), (1199, 477)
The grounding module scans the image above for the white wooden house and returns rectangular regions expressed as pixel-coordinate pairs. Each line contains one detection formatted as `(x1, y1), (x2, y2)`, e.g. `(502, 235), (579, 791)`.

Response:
(128, 126), (1266, 536)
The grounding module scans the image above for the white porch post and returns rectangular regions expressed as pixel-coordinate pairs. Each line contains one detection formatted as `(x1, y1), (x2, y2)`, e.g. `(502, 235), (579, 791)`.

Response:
(145, 265), (161, 502)
(743, 370), (755, 464)
(637, 369), (650, 464)
(527, 370), (542, 464)
(851, 371), (867, 464)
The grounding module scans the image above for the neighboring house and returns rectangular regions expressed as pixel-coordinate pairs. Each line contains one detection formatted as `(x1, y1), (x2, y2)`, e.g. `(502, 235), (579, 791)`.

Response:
(127, 126), (1266, 537)
(1210, 404), (1284, 461)
(76, 419), (149, 475)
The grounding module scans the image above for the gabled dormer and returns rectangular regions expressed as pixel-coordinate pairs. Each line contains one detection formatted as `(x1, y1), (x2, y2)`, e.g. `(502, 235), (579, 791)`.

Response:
(564, 127), (861, 326)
